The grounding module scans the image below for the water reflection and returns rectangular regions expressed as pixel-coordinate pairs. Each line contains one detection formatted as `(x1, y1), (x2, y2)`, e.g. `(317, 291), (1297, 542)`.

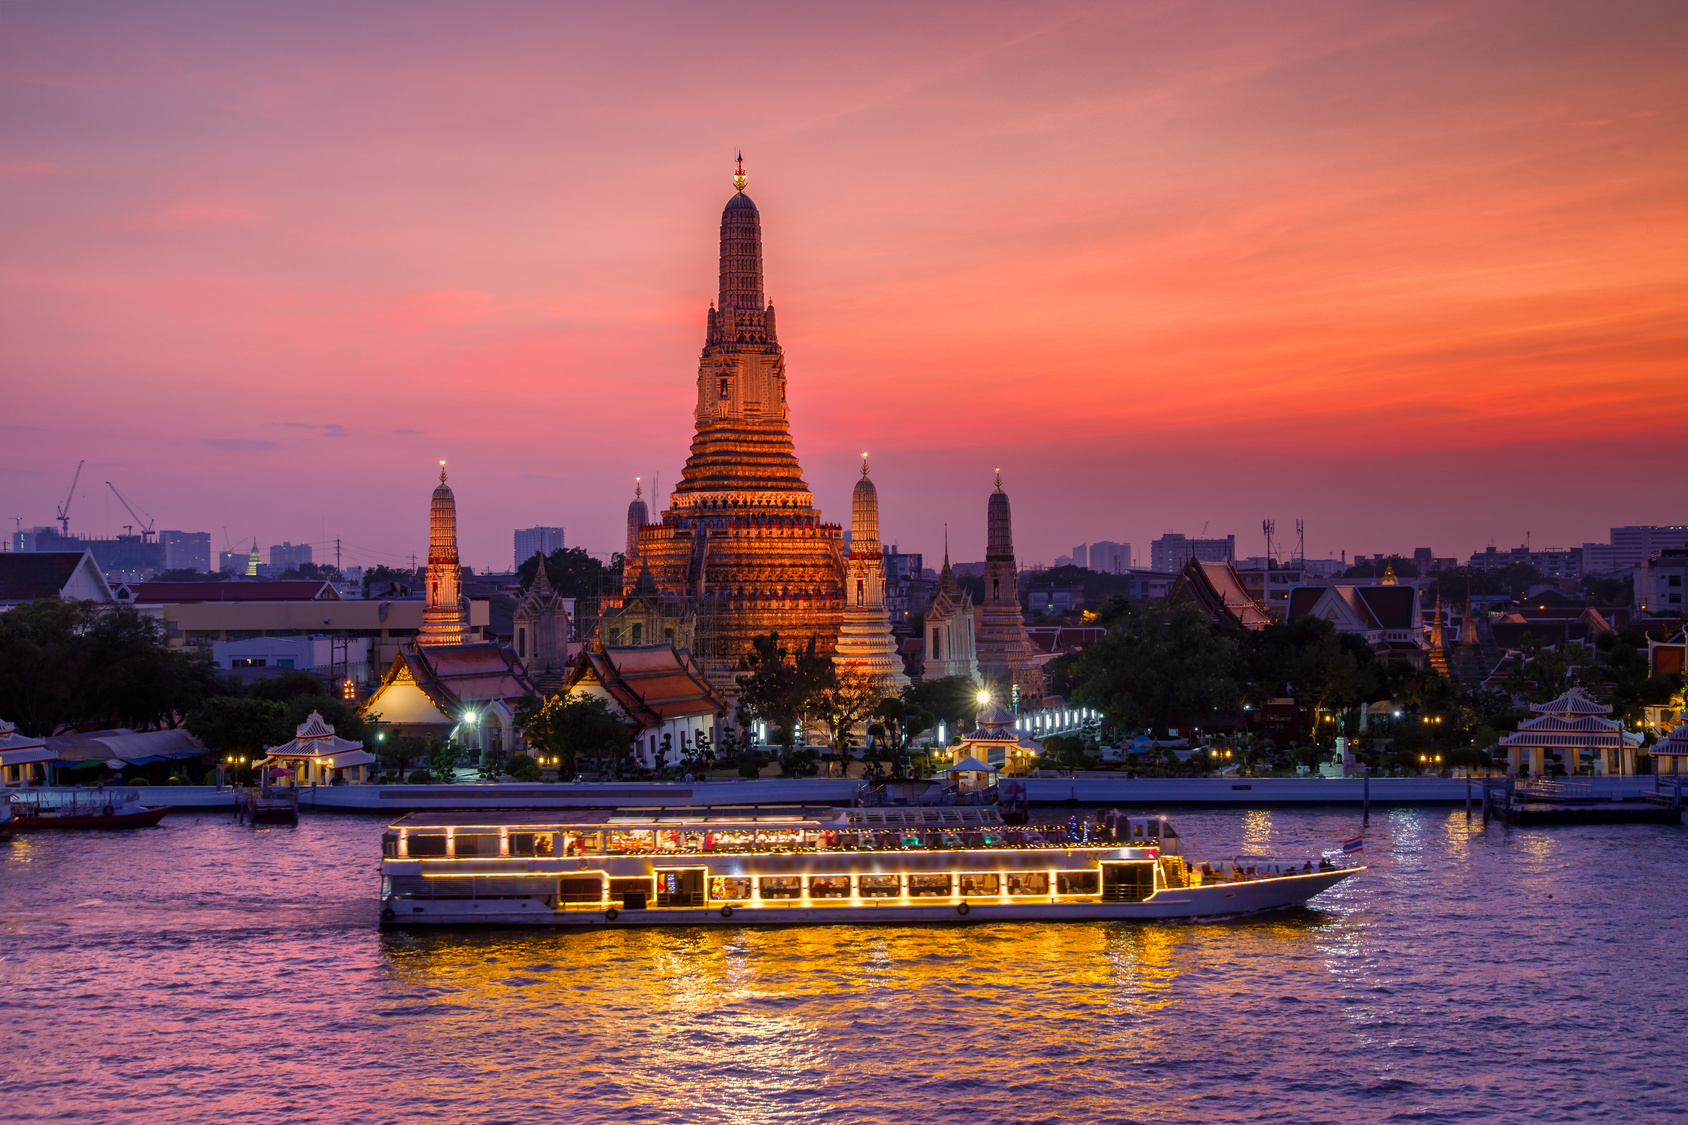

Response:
(9, 810), (1688, 1123)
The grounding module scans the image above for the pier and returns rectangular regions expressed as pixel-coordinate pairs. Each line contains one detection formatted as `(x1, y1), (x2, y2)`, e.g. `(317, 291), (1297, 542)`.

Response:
(1481, 776), (1684, 826)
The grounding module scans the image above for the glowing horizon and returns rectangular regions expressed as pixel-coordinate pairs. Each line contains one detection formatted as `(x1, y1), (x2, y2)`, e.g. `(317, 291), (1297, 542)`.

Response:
(3, 2), (1684, 573)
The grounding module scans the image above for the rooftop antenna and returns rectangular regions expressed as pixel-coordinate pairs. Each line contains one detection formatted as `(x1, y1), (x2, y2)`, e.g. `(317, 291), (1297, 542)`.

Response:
(1295, 518), (1305, 567)
(55, 459), (85, 536)
(1262, 518), (1275, 565)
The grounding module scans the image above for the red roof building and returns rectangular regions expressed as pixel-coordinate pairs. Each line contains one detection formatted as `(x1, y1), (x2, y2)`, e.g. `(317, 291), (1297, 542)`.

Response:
(563, 642), (728, 771)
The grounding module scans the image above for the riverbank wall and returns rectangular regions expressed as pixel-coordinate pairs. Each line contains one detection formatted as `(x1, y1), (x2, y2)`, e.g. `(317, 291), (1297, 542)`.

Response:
(25, 775), (1667, 813)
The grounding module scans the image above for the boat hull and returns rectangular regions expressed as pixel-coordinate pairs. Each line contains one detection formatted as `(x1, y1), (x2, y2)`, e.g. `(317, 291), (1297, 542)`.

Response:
(382, 867), (1360, 927)
(10, 806), (173, 830)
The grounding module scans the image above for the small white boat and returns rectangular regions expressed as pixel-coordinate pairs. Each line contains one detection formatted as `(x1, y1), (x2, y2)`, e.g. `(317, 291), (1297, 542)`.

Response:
(378, 806), (1360, 926)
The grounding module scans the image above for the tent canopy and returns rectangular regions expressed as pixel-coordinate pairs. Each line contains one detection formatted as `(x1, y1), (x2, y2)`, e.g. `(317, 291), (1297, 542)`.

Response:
(948, 756), (995, 773)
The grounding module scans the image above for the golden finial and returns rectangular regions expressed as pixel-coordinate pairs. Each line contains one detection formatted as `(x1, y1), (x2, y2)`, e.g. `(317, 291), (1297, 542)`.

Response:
(733, 151), (747, 193)
(861, 451), (870, 478)
(995, 467), (1002, 489)
(635, 476), (642, 500)
(439, 459), (447, 483)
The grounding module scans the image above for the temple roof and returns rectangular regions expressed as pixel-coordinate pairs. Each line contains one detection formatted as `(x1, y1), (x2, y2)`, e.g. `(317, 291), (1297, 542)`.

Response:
(567, 642), (727, 727)
(1531, 688), (1612, 717)
(1169, 558), (1271, 630)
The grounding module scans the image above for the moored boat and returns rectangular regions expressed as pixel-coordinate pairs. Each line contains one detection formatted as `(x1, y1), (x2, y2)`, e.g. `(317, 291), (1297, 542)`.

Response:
(378, 806), (1360, 926)
(6, 789), (173, 830)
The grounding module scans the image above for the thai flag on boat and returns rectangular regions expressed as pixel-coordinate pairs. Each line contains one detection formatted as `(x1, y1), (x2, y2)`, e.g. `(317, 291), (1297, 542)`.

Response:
(1341, 836), (1364, 854)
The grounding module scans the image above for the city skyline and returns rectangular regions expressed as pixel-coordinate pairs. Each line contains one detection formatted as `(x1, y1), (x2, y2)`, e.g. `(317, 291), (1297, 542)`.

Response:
(4, 2), (1685, 571)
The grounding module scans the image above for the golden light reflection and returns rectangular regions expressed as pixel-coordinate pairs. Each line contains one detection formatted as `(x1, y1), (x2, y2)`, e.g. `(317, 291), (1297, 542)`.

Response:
(375, 915), (1346, 1121)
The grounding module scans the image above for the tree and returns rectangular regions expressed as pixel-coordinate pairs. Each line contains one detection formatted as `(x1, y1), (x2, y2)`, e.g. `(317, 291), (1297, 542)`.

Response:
(735, 632), (835, 756)
(363, 565), (421, 598)
(1501, 632), (1580, 704)
(902, 675), (984, 735)
(521, 691), (634, 778)
(279, 562), (343, 582)
(506, 752), (541, 782)
(813, 669), (891, 777)
(185, 697), (290, 756)
(0, 599), (226, 736)
(429, 739), (461, 783)
(517, 547), (625, 597)
(1069, 598), (1242, 737)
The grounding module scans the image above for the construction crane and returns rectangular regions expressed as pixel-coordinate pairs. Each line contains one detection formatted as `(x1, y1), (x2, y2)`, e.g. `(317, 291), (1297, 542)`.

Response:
(106, 481), (156, 542)
(55, 460), (85, 536)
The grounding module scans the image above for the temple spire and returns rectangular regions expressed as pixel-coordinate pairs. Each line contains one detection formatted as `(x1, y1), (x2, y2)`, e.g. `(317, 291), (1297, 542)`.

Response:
(733, 151), (747, 193)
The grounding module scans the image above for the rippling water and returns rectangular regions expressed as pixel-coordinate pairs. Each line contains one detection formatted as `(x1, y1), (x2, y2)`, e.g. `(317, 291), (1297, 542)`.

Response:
(3, 806), (1686, 1124)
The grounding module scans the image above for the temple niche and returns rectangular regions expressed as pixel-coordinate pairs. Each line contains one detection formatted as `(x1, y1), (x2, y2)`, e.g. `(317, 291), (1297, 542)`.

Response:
(600, 157), (845, 697)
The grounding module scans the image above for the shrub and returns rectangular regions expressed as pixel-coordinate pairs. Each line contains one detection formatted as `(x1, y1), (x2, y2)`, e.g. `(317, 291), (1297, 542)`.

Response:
(407, 769), (433, 785)
(506, 753), (541, 782)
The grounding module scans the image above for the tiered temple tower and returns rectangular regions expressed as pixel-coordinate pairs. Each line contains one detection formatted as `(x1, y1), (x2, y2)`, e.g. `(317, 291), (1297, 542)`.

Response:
(833, 456), (911, 688)
(617, 158), (845, 692)
(973, 471), (1043, 706)
(419, 463), (469, 647)
(624, 478), (648, 564)
(924, 530), (979, 682)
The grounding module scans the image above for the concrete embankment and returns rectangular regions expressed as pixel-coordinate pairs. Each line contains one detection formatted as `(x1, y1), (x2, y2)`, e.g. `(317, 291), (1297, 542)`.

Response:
(42, 775), (1550, 813)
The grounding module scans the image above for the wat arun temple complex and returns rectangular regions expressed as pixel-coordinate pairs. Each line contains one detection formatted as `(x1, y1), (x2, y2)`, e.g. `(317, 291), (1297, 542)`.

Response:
(594, 159), (1043, 703)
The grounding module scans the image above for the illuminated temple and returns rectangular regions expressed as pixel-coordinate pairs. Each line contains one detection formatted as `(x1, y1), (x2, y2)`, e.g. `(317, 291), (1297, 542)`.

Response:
(974, 472), (1044, 707)
(605, 158), (845, 693)
(419, 463), (469, 647)
(833, 456), (910, 689)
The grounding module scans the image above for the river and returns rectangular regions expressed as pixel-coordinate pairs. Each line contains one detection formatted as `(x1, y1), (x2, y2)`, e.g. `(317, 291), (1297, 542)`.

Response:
(2, 807), (1685, 1123)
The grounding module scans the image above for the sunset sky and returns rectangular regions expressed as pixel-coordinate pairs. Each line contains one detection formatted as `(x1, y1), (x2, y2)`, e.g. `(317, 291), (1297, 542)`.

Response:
(3, 1), (1685, 573)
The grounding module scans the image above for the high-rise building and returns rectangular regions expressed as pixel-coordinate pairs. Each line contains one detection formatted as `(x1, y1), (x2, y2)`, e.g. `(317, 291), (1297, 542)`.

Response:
(1089, 540), (1130, 573)
(1583, 526), (1688, 575)
(609, 157), (845, 694)
(269, 541), (312, 572)
(420, 465), (469, 646)
(1070, 543), (1088, 570)
(513, 526), (566, 570)
(1151, 533), (1234, 573)
(160, 531), (211, 573)
(973, 472), (1043, 707)
(881, 544), (927, 629)
(833, 457), (909, 688)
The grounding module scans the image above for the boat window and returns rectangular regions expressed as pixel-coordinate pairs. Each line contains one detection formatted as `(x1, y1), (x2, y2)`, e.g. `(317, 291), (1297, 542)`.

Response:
(558, 876), (603, 904)
(1005, 872), (1050, 896)
(656, 830), (684, 851)
(758, 828), (803, 850)
(858, 875), (900, 898)
(809, 876), (850, 899)
(1056, 872), (1100, 895)
(707, 828), (755, 852)
(407, 833), (448, 857)
(759, 876), (802, 899)
(908, 874), (951, 897)
(607, 829), (655, 853)
(565, 832), (594, 854)
(709, 876), (753, 901)
(958, 873), (999, 896)
(453, 833), (499, 857)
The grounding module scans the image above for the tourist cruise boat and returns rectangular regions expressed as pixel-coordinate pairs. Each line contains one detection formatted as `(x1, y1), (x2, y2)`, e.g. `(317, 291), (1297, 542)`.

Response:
(378, 806), (1360, 926)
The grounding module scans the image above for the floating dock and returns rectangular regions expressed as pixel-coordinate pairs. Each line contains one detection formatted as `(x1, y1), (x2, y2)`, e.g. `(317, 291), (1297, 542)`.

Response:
(1482, 777), (1684, 827)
